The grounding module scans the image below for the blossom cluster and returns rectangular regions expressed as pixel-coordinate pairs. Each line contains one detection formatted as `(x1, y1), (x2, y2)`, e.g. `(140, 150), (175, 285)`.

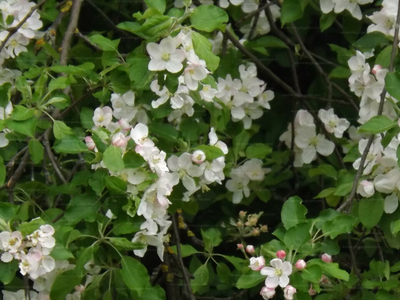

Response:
(320, 0), (373, 20)
(0, 225), (56, 279)
(0, 0), (43, 60)
(367, 0), (399, 38)
(279, 109), (345, 167)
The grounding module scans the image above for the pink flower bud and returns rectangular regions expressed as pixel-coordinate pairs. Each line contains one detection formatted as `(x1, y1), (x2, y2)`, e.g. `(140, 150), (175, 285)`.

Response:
(260, 286), (275, 299)
(249, 256), (265, 271)
(237, 244), (244, 249)
(112, 132), (130, 148)
(321, 253), (332, 263)
(295, 259), (306, 270)
(118, 119), (132, 131)
(191, 150), (206, 164)
(246, 245), (255, 254)
(239, 210), (246, 218)
(85, 136), (95, 150)
(372, 64), (382, 75)
(276, 250), (286, 259)
(283, 285), (297, 300)
(75, 285), (85, 293)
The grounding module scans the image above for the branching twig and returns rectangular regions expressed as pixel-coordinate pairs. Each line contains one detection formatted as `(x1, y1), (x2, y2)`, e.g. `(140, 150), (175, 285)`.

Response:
(176, 209), (204, 248)
(7, 150), (30, 204)
(44, 129), (68, 184)
(337, 0), (400, 212)
(236, 0), (278, 26)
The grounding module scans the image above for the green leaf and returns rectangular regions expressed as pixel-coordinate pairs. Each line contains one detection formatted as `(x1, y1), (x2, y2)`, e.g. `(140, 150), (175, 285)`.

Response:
(391, 219), (400, 236)
(0, 202), (18, 222)
(126, 54), (153, 89)
(144, 0), (165, 13)
(376, 46), (396, 68)
(307, 259), (349, 281)
(103, 145), (125, 173)
(328, 66), (351, 79)
(105, 176), (127, 195)
(301, 265), (322, 283)
(245, 143), (272, 159)
(18, 217), (45, 235)
(123, 151), (146, 168)
(11, 105), (35, 121)
(63, 193), (100, 225)
(48, 77), (71, 93)
(120, 256), (150, 296)
(352, 32), (388, 51)
(147, 122), (180, 141)
(232, 129), (251, 160)
(385, 72), (400, 102)
(309, 164), (337, 180)
(236, 271), (265, 289)
(53, 120), (74, 139)
(246, 36), (288, 49)
(135, 15), (175, 39)
(192, 31), (220, 72)
(50, 243), (75, 260)
(80, 107), (95, 129)
(201, 228), (222, 252)
(6, 118), (36, 137)
(29, 138), (44, 164)
(190, 5), (228, 32)
(281, 0), (309, 25)
(358, 115), (397, 134)
(53, 134), (89, 154)
(320, 12), (336, 32)
(221, 255), (247, 270)
(314, 187), (335, 199)
(281, 196), (308, 230)
(322, 214), (357, 239)
(0, 260), (18, 284)
(171, 244), (199, 257)
(15, 76), (32, 100)
(50, 269), (84, 300)
(284, 222), (311, 249)
(49, 62), (95, 77)
(359, 193), (384, 229)
(108, 237), (145, 250)
(89, 34), (120, 52)
(191, 264), (209, 293)
(196, 145), (224, 160)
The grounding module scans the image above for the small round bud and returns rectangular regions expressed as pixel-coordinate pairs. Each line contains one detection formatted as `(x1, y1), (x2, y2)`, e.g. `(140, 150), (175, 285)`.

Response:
(295, 259), (306, 270)
(247, 214), (258, 226)
(237, 244), (244, 250)
(246, 245), (255, 254)
(260, 286), (275, 299)
(276, 250), (286, 259)
(372, 64), (382, 75)
(85, 136), (95, 150)
(260, 225), (268, 232)
(283, 285), (297, 300)
(192, 150), (206, 164)
(321, 253), (332, 263)
(239, 211), (246, 218)
(252, 228), (260, 236)
(249, 256), (265, 271)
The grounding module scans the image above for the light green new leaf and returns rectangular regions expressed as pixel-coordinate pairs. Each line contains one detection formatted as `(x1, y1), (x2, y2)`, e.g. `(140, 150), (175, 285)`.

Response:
(53, 135), (89, 154)
(6, 118), (36, 137)
(171, 244), (199, 257)
(120, 256), (150, 295)
(190, 5), (228, 32)
(144, 0), (166, 14)
(245, 143), (272, 159)
(307, 259), (349, 281)
(103, 145), (125, 173)
(50, 270), (84, 300)
(108, 238), (145, 250)
(11, 105), (35, 121)
(281, 196), (308, 230)
(191, 264), (209, 293)
(88, 34), (120, 52)
(358, 115), (397, 134)
(309, 164), (337, 180)
(284, 222), (311, 249)
(48, 77), (71, 93)
(29, 138), (44, 164)
(196, 145), (224, 160)
(192, 31), (220, 72)
(53, 120), (74, 139)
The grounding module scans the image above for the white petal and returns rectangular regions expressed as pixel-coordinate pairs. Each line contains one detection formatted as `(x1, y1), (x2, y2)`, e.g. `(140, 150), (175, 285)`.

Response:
(384, 194), (398, 214)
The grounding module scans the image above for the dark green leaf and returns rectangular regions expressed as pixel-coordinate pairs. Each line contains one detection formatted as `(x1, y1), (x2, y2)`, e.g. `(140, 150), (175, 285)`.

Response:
(191, 264), (209, 293)
(190, 5), (228, 32)
(103, 145), (125, 173)
(11, 105), (35, 121)
(29, 138), (44, 164)
(192, 31), (220, 72)
(359, 193), (384, 229)
(236, 271), (265, 289)
(281, 196), (308, 230)
(89, 34), (120, 52)
(53, 134), (89, 154)
(358, 115), (397, 134)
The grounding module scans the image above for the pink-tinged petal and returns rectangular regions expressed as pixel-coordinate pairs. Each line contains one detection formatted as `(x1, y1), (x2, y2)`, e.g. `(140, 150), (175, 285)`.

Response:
(265, 276), (279, 289)
(282, 262), (293, 275)
(148, 59), (166, 71)
(146, 43), (161, 58)
(278, 275), (289, 288)
(270, 258), (283, 269)
(260, 267), (276, 277)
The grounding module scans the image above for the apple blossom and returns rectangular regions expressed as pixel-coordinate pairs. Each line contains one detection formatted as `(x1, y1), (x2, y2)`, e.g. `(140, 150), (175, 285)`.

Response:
(318, 108), (350, 138)
(260, 258), (292, 288)
(260, 286), (276, 299)
(147, 37), (186, 73)
(321, 253), (332, 263)
(93, 106), (113, 128)
(276, 250), (286, 259)
(192, 150), (206, 164)
(246, 245), (255, 254)
(295, 259), (306, 270)
(283, 285), (297, 300)
(357, 180), (375, 198)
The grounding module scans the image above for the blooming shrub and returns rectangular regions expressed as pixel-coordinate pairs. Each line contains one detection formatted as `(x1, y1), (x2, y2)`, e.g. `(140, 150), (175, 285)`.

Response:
(1, 0), (400, 299)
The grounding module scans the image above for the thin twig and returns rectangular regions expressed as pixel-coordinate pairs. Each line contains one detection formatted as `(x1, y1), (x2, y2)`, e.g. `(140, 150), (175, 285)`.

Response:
(44, 129), (68, 184)
(236, 0), (278, 26)
(60, 0), (84, 66)
(60, 87), (102, 118)
(223, 30), (296, 95)
(347, 235), (361, 279)
(75, 30), (102, 50)
(7, 150), (30, 204)
(0, 0), (48, 53)
(172, 213), (196, 300)
(337, 0), (400, 212)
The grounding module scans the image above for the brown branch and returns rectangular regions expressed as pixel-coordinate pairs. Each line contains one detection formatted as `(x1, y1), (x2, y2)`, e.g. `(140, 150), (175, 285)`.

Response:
(7, 150), (30, 204)
(60, 86), (102, 118)
(337, 0), (400, 212)
(43, 129), (67, 184)
(172, 213), (196, 300)
(0, 0), (48, 53)
(236, 0), (278, 26)
(60, 0), (84, 66)
(176, 209), (204, 248)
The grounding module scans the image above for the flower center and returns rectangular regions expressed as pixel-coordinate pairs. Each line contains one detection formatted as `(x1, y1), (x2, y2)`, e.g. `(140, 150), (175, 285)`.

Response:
(161, 52), (170, 61)
(309, 136), (318, 147)
(275, 268), (283, 276)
